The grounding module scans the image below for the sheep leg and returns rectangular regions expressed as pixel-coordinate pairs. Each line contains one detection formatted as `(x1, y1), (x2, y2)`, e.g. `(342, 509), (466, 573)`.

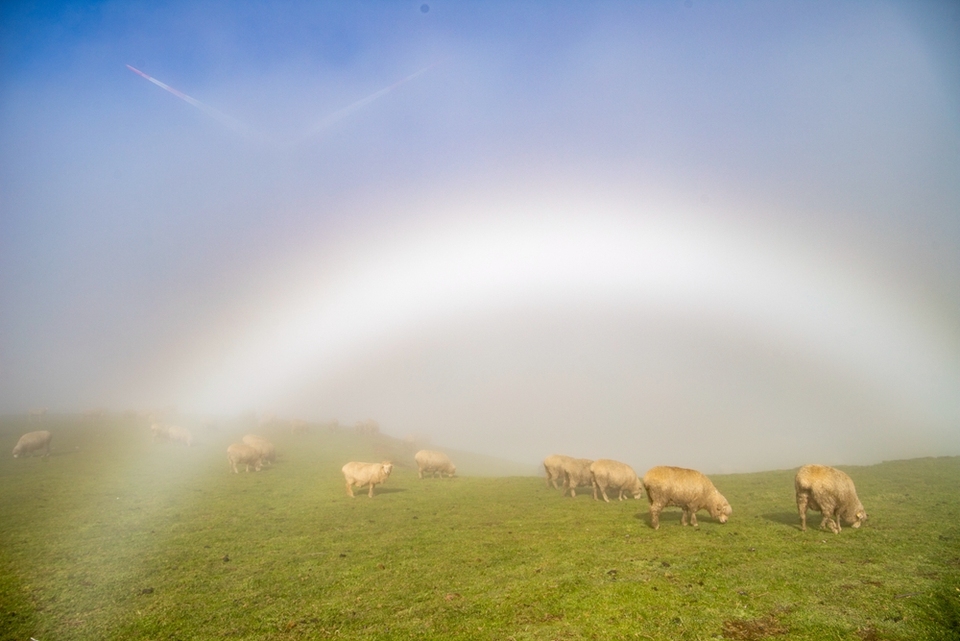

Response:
(367, 483), (375, 498)
(828, 509), (841, 533)
(600, 484), (611, 503)
(689, 510), (699, 528)
(346, 482), (355, 498)
(797, 493), (809, 531)
(650, 504), (662, 530)
(819, 515), (839, 533)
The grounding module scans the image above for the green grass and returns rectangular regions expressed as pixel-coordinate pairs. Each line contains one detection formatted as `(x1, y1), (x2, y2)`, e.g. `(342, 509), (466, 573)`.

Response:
(1, 415), (958, 640)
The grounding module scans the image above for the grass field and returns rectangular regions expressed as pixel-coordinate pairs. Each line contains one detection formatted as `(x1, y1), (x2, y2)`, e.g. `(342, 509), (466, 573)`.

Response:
(1, 415), (958, 640)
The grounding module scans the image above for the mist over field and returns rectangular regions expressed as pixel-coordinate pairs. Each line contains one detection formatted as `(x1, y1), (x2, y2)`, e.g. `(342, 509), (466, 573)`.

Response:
(1, 1), (958, 473)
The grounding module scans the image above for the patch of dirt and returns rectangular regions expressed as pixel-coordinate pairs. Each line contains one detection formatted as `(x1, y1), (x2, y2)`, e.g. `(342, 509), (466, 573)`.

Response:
(722, 614), (788, 640)
(857, 627), (884, 641)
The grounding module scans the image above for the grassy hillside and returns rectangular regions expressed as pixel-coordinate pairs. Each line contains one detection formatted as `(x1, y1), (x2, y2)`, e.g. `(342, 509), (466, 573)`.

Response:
(0, 415), (957, 640)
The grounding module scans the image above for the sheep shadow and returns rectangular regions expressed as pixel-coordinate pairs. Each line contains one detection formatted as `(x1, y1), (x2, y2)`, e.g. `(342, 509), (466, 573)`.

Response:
(762, 512), (803, 530)
(373, 487), (407, 495)
(632, 510), (683, 528)
(43, 449), (77, 458)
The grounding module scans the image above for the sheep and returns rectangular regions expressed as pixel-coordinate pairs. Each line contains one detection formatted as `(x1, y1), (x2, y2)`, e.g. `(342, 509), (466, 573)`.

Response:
(290, 419), (309, 434)
(414, 449), (456, 479)
(242, 434), (276, 465)
(543, 454), (572, 489)
(28, 408), (47, 423)
(151, 423), (193, 446)
(642, 466), (731, 529)
(150, 423), (169, 442)
(560, 457), (594, 497)
(342, 461), (393, 498)
(12, 430), (52, 458)
(795, 464), (867, 533)
(227, 443), (263, 473)
(167, 425), (193, 446)
(590, 459), (644, 502)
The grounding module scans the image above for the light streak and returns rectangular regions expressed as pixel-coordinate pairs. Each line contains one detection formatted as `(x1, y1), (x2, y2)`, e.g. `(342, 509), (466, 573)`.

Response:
(126, 65), (251, 135)
(302, 63), (438, 138)
(127, 62), (437, 144)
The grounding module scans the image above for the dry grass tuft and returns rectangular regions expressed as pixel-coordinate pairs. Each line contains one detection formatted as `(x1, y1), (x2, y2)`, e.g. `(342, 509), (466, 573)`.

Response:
(722, 613), (788, 640)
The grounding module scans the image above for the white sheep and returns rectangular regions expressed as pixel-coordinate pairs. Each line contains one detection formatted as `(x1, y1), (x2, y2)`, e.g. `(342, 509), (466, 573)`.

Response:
(242, 434), (276, 465)
(543, 454), (572, 489)
(795, 464), (867, 533)
(643, 466), (731, 529)
(414, 450), (456, 478)
(227, 443), (263, 473)
(590, 459), (644, 502)
(342, 461), (393, 498)
(12, 430), (52, 458)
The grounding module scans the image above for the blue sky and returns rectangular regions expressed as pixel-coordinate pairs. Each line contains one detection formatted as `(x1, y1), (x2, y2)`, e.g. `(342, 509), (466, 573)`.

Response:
(1, 1), (958, 471)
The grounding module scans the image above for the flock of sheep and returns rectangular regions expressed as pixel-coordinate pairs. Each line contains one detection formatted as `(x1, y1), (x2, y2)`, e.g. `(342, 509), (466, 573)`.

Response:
(335, 450), (866, 534)
(542, 454), (867, 533)
(340, 450), (456, 497)
(11, 426), (867, 533)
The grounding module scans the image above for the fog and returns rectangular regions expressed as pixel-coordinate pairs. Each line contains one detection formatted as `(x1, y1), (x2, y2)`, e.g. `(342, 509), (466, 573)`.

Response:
(2, 1), (958, 473)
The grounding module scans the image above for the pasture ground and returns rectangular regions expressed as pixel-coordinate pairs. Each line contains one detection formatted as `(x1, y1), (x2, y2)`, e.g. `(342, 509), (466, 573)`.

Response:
(1, 415), (958, 640)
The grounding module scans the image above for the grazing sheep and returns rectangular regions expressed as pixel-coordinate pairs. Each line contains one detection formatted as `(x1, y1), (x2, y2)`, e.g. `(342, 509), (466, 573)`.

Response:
(795, 464), (867, 533)
(151, 423), (192, 446)
(12, 430), (52, 458)
(28, 408), (47, 423)
(543, 454), (572, 489)
(150, 423), (169, 442)
(590, 459), (644, 502)
(167, 425), (193, 446)
(242, 434), (276, 465)
(290, 419), (309, 434)
(642, 466), (731, 529)
(560, 457), (594, 497)
(414, 450), (456, 479)
(342, 461), (393, 498)
(227, 443), (263, 473)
